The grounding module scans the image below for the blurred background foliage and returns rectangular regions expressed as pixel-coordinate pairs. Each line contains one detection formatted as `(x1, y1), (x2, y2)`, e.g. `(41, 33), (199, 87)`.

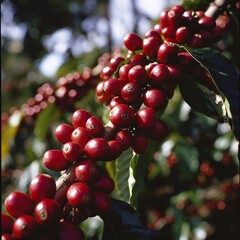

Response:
(1, 0), (239, 240)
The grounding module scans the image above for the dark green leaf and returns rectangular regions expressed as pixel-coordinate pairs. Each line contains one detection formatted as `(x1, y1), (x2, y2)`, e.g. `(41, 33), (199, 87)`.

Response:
(181, 47), (239, 140)
(102, 198), (165, 240)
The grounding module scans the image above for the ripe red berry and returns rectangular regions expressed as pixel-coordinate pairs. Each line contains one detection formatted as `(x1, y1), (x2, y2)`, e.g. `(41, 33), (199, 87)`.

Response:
(143, 88), (168, 111)
(198, 16), (216, 30)
(114, 129), (133, 151)
(85, 116), (105, 137)
(119, 64), (132, 82)
(149, 64), (170, 87)
(84, 138), (110, 161)
(131, 131), (148, 154)
(91, 175), (115, 194)
(54, 124), (74, 144)
(107, 139), (124, 160)
(57, 221), (85, 240)
(29, 174), (56, 202)
(1, 214), (14, 233)
(43, 149), (70, 171)
(75, 159), (100, 183)
(121, 82), (141, 103)
(157, 41), (179, 64)
(166, 64), (184, 84)
(144, 30), (161, 38)
(175, 26), (192, 43)
(67, 182), (93, 207)
(109, 104), (136, 128)
(71, 127), (93, 148)
(124, 32), (143, 51)
(1, 234), (15, 240)
(129, 52), (148, 66)
(92, 191), (112, 214)
(128, 65), (150, 87)
(34, 199), (61, 225)
(103, 77), (125, 97)
(136, 107), (157, 129)
(161, 26), (176, 39)
(146, 119), (169, 141)
(109, 96), (126, 110)
(4, 192), (34, 218)
(62, 142), (83, 162)
(72, 109), (92, 128)
(96, 81), (112, 104)
(143, 36), (162, 59)
(109, 56), (125, 71)
(12, 215), (37, 239)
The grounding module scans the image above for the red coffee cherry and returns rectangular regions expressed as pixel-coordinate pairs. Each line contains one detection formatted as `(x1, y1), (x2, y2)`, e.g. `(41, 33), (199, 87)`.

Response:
(109, 96), (126, 110)
(198, 16), (216, 30)
(1, 214), (14, 233)
(161, 26), (176, 39)
(12, 215), (37, 239)
(92, 191), (112, 214)
(114, 129), (133, 151)
(96, 81), (112, 104)
(103, 78), (125, 97)
(72, 109), (92, 128)
(109, 104), (136, 128)
(1, 234), (15, 240)
(143, 88), (168, 111)
(119, 64), (132, 82)
(57, 221), (85, 240)
(167, 8), (183, 27)
(4, 192), (34, 218)
(189, 33), (204, 48)
(91, 175), (115, 194)
(121, 82), (141, 103)
(146, 119), (169, 141)
(149, 64), (170, 87)
(143, 36), (162, 59)
(107, 139), (124, 160)
(129, 52), (148, 66)
(109, 56), (125, 71)
(159, 9), (169, 29)
(144, 30), (161, 38)
(124, 32), (143, 51)
(136, 107), (157, 129)
(166, 64), (184, 84)
(71, 127), (93, 148)
(128, 65), (150, 87)
(29, 174), (56, 202)
(85, 116), (105, 137)
(67, 182), (93, 207)
(54, 124), (74, 144)
(157, 41), (179, 64)
(75, 159), (100, 183)
(175, 26), (192, 43)
(34, 199), (61, 225)
(100, 65), (114, 81)
(131, 131), (148, 154)
(43, 149), (70, 171)
(62, 142), (83, 162)
(84, 138), (110, 161)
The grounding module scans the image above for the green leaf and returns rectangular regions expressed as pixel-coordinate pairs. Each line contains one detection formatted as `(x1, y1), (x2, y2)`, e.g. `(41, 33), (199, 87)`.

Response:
(182, 0), (210, 10)
(182, 47), (239, 140)
(34, 104), (60, 141)
(115, 149), (135, 203)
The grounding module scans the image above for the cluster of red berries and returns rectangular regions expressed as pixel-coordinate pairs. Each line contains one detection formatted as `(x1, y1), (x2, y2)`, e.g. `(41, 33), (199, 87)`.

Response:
(2, 173), (85, 239)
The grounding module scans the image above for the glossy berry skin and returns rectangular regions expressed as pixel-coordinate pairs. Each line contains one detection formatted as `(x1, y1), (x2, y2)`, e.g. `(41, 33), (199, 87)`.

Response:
(198, 16), (216, 30)
(121, 82), (141, 103)
(29, 174), (56, 202)
(91, 174), (115, 194)
(67, 182), (93, 207)
(34, 198), (61, 225)
(92, 191), (112, 214)
(118, 64), (132, 82)
(62, 142), (83, 162)
(84, 138), (110, 161)
(72, 109), (92, 128)
(109, 56), (125, 71)
(129, 52), (148, 66)
(149, 64), (170, 87)
(54, 124), (74, 144)
(128, 65), (149, 87)
(109, 104), (136, 128)
(142, 36), (162, 59)
(57, 221), (85, 240)
(71, 127), (93, 148)
(124, 32), (143, 51)
(109, 96), (126, 110)
(114, 129), (133, 151)
(4, 191), (34, 218)
(85, 116), (105, 137)
(136, 107), (157, 129)
(146, 119), (169, 141)
(74, 159), (100, 183)
(103, 78), (125, 97)
(1, 234), (15, 240)
(1, 214), (14, 233)
(175, 26), (192, 43)
(43, 149), (70, 171)
(107, 140), (124, 160)
(167, 64), (184, 84)
(143, 88), (168, 111)
(12, 215), (37, 239)
(131, 131), (148, 154)
(157, 41), (179, 64)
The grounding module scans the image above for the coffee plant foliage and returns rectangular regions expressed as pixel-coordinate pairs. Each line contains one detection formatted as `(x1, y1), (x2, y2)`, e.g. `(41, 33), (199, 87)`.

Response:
(1, 0), (239, 239)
